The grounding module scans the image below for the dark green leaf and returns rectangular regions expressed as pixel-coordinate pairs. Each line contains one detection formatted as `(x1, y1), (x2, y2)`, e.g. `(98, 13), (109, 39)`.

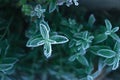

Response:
(49, 1), (57, 13)
(89, 46), (110, 55)
(94, 33), (108, 43)
(69, 55), (77, 62)
(77, 55), (89, 66)
(88, 14), (96, 27)
(114, 42), (120, 53)
(110, 33), (120, 42)
(104, 58), (115, 65)
(0, 64), (13, 72)
(105, 19), (112, 31)
(97, 49), (116, 58)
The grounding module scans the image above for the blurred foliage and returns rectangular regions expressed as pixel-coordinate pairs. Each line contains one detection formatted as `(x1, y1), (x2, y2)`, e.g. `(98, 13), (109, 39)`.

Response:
(0, 0), (120, 80)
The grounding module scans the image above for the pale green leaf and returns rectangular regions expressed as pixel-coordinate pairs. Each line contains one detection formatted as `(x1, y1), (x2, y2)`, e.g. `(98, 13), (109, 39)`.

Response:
(112, 27), (119, 33)
(40, 20), (50, 32)
(50, 35), (69, 44)
(44, 43), (52, 58)
(112, 57), (119, 70)
(0, 58), (18, 72)
(114, 42), (120, 53)
(40, 23), (49, 39)
(26, 35), (44, 47)
(105, 19), (112, 31)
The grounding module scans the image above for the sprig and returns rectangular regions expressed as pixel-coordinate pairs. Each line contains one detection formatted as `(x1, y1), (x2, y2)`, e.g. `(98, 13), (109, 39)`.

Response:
(26, 20), (69, 58)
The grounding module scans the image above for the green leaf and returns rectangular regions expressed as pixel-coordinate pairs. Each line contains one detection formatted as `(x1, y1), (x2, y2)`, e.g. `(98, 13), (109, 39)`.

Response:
(22, 4), (32, 15)
(88, 14), (96, 27)
(19, 0), (27, 5)
(110, 33), (120, 42)
(40, 20), (50, 32)
(0, 58), (18, 72)
(112, 57), (119, 70)
(112, 27), (119, 33)
(49, 1), (57, 13)
(104, 58), (115, 65)
(114, 42), (120, 53)
(87, 75), (93, 80)
(105, 19), (112, 31)
(97, 49), (116, 58)
(50, 35), (69, 44)
(94, 33), (108, 43)
(89, 46), (110, 55)
(2, 58), (18, 65)
(44, 43), (52, 58)
(82, 41), (90, 50)
(26, 35), (44, 47)
(85, 61), (94, 74)
(31, 4), (45, 18)
(40, 23), (49, 39)
(0, 64), (13, 72)
(77, 55), (89, 66)
(69, 55), (77, 62)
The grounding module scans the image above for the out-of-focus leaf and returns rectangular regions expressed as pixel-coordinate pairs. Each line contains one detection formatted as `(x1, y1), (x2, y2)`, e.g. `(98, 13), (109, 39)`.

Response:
(77, 55), (89, 66)
(49, 1), (57, 13)
(88, 14), (96, 27)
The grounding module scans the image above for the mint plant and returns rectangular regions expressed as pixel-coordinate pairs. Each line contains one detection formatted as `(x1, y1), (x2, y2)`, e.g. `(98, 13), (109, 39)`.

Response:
(1, 0), (120, 80)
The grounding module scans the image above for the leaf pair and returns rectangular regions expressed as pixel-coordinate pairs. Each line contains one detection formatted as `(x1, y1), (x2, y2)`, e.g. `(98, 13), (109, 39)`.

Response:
(94, 19), (120, 44)
(90, 44), (120, 70)
(31, 4), (46, 18)
(96, 42), (120, 70)
(26, 20), (69, 58)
